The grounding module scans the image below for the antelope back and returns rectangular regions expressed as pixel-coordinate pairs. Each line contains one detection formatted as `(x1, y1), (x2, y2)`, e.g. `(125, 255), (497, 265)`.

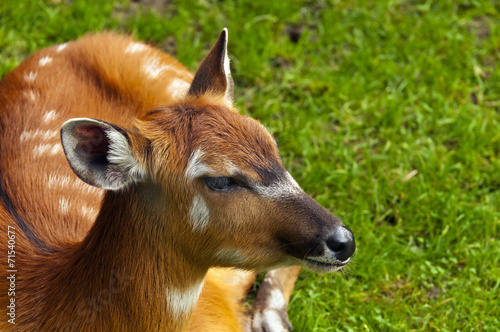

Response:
(0, 32), (193, 245)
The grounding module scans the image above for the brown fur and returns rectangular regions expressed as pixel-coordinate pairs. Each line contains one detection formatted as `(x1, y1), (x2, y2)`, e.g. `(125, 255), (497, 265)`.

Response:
(0, 31), (351, 331)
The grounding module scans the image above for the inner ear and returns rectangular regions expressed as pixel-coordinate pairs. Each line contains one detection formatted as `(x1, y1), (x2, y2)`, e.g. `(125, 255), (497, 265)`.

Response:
(61, 118), (144, 191)
(73, 125), (110, 165)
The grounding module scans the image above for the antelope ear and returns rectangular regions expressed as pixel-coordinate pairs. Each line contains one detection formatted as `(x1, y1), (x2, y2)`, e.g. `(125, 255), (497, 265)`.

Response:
(60, 118), (145, 190)
(188, 28), (233, 105)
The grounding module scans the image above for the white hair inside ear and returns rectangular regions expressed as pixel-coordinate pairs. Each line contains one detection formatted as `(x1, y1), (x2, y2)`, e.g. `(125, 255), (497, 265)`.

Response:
(61, 118), (145, 190)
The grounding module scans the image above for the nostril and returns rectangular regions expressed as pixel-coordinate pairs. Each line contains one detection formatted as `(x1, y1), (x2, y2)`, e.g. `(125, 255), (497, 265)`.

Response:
(326, 226), (355, 262)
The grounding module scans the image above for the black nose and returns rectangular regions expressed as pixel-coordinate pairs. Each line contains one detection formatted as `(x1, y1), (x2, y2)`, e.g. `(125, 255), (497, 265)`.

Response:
(326, 226), (355, 262)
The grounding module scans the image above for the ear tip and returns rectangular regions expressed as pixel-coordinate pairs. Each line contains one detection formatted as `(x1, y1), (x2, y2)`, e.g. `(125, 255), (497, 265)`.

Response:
(221, 28), (228, 41)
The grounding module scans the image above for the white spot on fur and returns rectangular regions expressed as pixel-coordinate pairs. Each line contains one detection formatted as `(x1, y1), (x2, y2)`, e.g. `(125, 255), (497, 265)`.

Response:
(24, 71), (37, 83)
(168, 78), (190, 99)
(51, 143), (63, 155)
(125, 42), (148, 54)
(56, 43), (67, 52)
(43, 110), (59, 123)
(185, 150), (213, 180)
(105, 130), (145, 181)
(142, 56), (189, 80)
(33, 144), (52, 158)
(59, 197), (70, 215)
(32, 143), (62, 158)
(24, 90), (37, 101)
(47, 174), (72, 189)
(165, 280), (205, 318)
(255, 171), (301, 199)
(81, 205), (98, 220)
(20, 129), (59, 143)
(46, 173), (103, 197)
(189, 194), (210, 232)
(143, 56), (169, 79)
(39, 56), (53, 67)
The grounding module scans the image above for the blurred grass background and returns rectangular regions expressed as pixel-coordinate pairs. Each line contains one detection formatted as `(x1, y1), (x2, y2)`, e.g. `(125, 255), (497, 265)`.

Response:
(1, 0), (499, 330)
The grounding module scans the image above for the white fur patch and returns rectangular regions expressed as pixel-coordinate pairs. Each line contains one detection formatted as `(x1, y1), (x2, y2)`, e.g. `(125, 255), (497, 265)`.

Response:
(24, 90), (37, 101)
(143, 56), (169, 79)
(142, 55), (190, 80)
(46, 173), (102, 199)
(268, 288), (286, 310)
(56, 43), (68, 52)
(43, 110), (59, 123)
(50, 143), (63, 155)
(47, 174), (72, 189)
(253, 309), (289, 332)
(255, 171), (301, 199)
(24, 71), (37, 83)
(263, 310), (288, 332)
(188, 194), (210, 232)
(59, 197), (70, 215)
(39, 56), (53, 67)
(20, 129), (59, 143)
(165, 280), (205, 318)
(105, 130), (145, 180)
(167, 78), (190, 99)
(185, 150), (213, 180)
(32, 143), (62, 158)
(81, 205), (98, 220)
(125, 42), (148, 54)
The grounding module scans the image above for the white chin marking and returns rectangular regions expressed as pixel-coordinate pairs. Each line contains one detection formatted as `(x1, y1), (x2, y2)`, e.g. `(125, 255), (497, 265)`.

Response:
(188, 194), (210, 232)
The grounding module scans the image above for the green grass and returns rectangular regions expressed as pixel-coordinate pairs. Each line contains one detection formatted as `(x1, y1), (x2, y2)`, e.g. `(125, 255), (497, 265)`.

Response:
(1, 0), (499, 330)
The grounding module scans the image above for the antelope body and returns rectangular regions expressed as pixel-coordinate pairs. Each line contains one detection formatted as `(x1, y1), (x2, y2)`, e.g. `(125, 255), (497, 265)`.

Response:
(0, 30), (355, 331)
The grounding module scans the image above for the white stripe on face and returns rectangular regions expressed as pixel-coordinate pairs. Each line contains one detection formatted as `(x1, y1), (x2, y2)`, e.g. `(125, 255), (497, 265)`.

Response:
(254, 171), (302, 199)
(188, 194), (210, 233)
(185, 149), (213, 180)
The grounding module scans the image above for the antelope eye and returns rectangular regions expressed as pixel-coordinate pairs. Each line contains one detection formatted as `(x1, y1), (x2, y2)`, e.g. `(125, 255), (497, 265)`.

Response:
(204, 177), (239, 192)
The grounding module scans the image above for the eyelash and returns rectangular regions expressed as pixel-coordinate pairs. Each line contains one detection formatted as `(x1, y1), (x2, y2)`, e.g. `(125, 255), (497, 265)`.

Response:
(204, 177), (243, 192)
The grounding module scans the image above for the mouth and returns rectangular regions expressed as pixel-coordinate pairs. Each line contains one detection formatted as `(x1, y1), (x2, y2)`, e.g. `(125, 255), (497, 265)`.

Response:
(301, 257), (350, 273)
